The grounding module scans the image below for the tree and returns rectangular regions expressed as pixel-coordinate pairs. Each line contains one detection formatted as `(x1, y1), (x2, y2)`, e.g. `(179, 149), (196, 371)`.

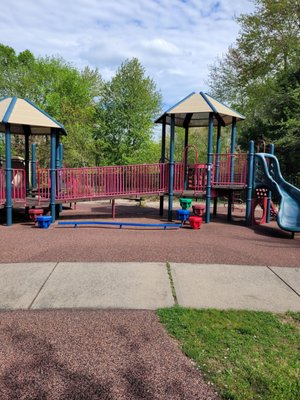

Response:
(0, 45), (102, 166)
(208, 0), (300, 175)
(95, 58), (162, 165)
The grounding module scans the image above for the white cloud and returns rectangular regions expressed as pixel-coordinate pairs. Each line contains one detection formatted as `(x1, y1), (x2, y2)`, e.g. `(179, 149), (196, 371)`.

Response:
(1, 0), (254, 108)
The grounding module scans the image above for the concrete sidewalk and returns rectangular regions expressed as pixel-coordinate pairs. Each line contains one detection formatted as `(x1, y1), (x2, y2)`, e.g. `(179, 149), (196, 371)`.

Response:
(0, 262), (299, 312)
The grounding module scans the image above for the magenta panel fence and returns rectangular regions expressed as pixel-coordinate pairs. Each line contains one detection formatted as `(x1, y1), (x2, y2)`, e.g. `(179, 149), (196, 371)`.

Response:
(38, 163), (168, 202)
(0, 169), (26, 205)
(188, 163), (208, 192)
(12, 169), (26, 203)
(0, 169), (5, 205)
(212, 153), (247, 187)
(37, 155), (249, 203)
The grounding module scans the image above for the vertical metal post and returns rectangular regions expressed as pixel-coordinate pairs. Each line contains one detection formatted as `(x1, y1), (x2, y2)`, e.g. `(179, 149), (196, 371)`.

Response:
(215, 121), (221, 182)
(31, 143), (37, 188)
(5, 124), (12, 226)
(205, 113), (214, 223)
(230, 117), (237, 183)
(58, 142), (64, 212)
(168, 114), (175, 221)
(55, 133), (61, 217)
(213, 121), (222, 215)
(112, 198), (116, 219)
(56, 133), (60, 170)
(266, 143), (274, 223)
(24, 131), (30, 195)
(159, 116), (166, 216)
(184, 125), (189, 190)
(59, 143), (64, 168)
(246, 140), (255, 225)
(50, 129), (56, 223)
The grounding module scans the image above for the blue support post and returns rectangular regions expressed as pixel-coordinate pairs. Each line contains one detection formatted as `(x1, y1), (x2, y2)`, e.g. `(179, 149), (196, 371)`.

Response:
(24, 129), (30, 195)
(246, 140), (255, 225)
(266, 143), (274, 223)
(55, 133), (61, 216)
(230, 117), (237, 183)
(184, 125), (189, 190)
(213, 121), (222, 215)
(58, 142), (64, 212)
(59, 143), (63, 167)
(56, 133), (60, 170)
(168, 114), (175, 221)
(215, 121), (221, 183)
(159, 116), (166, 216)
(50, 129), (56, 223)
(5, 124), (12, 226)
(205, 113), (214, 223)
(31, 143), (37, 188)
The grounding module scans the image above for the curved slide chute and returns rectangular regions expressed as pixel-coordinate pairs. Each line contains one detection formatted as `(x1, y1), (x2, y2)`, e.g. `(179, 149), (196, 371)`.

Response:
(254, 153), (300, 233)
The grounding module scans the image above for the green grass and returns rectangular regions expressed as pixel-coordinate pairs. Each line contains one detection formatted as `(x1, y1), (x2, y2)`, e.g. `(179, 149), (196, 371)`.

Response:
(157, 307), (300, 400)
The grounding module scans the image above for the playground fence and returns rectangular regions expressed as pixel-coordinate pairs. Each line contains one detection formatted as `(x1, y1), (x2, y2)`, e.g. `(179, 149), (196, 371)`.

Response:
(38, 163), (168, 201)
(12, 169), (26, 203)
(0, 169), (26, 205)
(37, 156), (248, 203)
(212, 153), (247, 186)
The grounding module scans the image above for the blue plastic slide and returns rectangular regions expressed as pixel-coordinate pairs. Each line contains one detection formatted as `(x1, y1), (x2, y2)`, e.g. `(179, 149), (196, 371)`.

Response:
(254, 153), (300, 233)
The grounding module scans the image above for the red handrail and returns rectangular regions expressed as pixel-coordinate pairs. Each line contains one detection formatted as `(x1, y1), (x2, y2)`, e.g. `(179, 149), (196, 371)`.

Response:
(212, 153), (247, 186)
(38, 163), (169, 201)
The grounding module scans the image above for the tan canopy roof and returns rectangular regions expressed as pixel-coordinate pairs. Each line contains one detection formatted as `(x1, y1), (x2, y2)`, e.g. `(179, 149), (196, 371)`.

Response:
(155, 92), (245, 127)
(0, 96), (66, 135)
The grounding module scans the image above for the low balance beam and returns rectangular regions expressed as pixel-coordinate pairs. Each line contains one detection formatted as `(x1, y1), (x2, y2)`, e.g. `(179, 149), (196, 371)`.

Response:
(58, 221), (181, 230)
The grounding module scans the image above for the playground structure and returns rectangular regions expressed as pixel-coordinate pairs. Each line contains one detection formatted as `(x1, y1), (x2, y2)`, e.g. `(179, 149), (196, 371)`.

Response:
(0, 93), (299, 236)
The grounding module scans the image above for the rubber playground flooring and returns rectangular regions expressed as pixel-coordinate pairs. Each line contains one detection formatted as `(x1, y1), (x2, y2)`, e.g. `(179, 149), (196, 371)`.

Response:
(0, 200), (299, 399)
(0, 200), (299, 267)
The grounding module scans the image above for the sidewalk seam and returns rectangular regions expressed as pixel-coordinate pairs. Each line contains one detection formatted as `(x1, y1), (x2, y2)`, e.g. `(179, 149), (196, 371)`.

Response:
(166, 262), (178, 305)
(267, 266), (300, 298)
(28, 262), (59, 309)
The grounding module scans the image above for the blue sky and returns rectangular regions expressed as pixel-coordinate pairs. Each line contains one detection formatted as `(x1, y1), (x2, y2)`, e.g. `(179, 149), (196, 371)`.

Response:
(2, 0), (254, 109)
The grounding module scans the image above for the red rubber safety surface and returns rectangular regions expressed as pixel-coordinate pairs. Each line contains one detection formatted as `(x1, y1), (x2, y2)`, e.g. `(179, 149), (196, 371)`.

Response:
(0, 201), (298, 400)
(0, 310), (220, 400)
(0, 201), (299, 267)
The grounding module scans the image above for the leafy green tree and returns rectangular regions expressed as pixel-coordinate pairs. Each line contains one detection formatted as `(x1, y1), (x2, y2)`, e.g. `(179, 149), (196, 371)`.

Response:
(208, 0), (300, 175)
(0, 45), (102, 167)
(95, 58), (162, 165)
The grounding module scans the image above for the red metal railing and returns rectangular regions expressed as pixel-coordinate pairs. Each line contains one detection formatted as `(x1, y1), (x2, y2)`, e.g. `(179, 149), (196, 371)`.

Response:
(38, 163), (168, 201)
(212, 153), (247, 187)
(36, 155), (248, 203)
(12, 169), (26, 203)
(0, 169), (26, 205)
(173, 163), (184, 192)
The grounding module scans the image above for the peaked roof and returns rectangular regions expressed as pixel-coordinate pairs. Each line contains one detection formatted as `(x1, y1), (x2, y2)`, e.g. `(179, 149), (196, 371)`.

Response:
(0, 96), (66, 135)
(155, 92), (245, 127)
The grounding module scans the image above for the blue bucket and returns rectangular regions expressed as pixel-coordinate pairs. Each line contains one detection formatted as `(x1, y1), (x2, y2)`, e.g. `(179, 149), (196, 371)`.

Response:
(177, 209), (190, 223)
(36, 216), (52, 229)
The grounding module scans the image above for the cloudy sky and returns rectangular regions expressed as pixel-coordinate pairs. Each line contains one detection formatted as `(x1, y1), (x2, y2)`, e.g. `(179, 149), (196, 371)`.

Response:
(2, 0), (254, 108)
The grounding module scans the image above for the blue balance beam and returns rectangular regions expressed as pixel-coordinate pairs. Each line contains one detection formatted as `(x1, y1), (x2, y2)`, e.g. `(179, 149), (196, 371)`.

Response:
(58, 221), (181, 230)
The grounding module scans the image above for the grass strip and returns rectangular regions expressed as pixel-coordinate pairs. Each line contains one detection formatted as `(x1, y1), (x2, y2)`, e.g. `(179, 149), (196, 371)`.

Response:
(157, 307), (300, 400)
(166, 262), (178, 305)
